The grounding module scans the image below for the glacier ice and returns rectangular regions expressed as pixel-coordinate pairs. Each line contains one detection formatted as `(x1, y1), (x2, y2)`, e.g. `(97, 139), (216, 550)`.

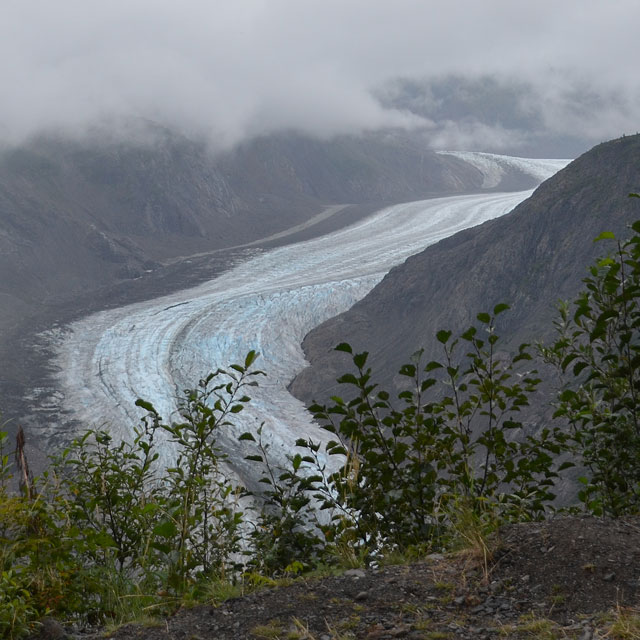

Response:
(50, 156), (570, 486)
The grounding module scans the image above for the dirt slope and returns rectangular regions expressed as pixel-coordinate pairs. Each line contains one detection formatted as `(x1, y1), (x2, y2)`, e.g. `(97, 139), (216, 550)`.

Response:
(57, 517), (640, 640)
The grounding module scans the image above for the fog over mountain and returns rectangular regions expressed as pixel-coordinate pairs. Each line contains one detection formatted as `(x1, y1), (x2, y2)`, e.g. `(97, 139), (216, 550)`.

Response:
(2, 1), (639, 156)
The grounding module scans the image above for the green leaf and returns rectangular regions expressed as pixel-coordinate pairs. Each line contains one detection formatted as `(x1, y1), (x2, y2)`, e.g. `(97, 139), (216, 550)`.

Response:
(593, 231), (615, 242)
(327, 446), (347, 456)
(337, 373), (359, 386)
(560, 353), (578, 370)
(245, 350), (259, 368)
(238, 432), (256, 442)
(353, 351), (368, 369)
(573, 361), (588, 376)
(335, 343), (353, 354)
(436, 330), (451, 344)
(461, 326), (477, 341)
(135, 399), (155, 412)
(420, 379), (436, 392)
(476, 312), (491, 324)
(400, 363), (418, 380)
(493, 303), (510, 315)
(151, 541), (171, 554)
(153, 520), (178, 538)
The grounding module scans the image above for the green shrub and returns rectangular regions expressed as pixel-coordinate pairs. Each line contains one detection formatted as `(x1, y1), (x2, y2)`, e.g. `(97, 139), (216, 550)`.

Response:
(151, 350), (263, 591)
(240, 424), (324, 574)
(240, 307), (562, 562)
(543, 207), (640, 516)
(0, 351), (265, 626)
(299, 307), (559, 553)
(50, 351), (263, 607)
(0, 570), (40, 639)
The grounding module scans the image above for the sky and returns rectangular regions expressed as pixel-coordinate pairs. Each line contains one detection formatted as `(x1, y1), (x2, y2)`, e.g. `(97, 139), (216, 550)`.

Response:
(1, 1), (639, 153)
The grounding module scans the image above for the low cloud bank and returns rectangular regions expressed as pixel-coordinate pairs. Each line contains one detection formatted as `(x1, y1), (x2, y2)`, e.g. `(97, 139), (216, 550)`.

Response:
(1, 1), (638, 155)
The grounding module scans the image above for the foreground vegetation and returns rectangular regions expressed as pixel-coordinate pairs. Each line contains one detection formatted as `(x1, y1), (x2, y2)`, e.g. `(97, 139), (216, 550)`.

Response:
(2, 209), (640, 638)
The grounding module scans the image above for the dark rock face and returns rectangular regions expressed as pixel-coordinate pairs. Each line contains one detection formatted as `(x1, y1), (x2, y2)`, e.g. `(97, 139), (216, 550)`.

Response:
(290, 135), (640, 414)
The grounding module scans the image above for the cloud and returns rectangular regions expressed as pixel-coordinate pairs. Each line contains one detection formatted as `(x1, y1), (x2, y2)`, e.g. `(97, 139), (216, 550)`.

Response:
(427, 120), (528, 153)
(1, 1), (639, 151)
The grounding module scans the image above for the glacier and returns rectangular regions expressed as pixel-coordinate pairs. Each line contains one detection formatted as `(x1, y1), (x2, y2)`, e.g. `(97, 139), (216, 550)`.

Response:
(48, 154), (570, 487)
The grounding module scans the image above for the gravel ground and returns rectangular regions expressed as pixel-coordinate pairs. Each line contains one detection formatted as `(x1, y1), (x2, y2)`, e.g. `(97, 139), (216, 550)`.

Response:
(36, 516), (640, 640)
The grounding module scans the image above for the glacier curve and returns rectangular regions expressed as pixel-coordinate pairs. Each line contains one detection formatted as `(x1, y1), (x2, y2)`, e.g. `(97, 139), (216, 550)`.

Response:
(49, 155), (570, 486)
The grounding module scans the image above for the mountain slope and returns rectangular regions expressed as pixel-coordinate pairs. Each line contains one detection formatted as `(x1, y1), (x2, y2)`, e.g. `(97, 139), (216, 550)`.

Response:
(290, 135), (640, 413)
